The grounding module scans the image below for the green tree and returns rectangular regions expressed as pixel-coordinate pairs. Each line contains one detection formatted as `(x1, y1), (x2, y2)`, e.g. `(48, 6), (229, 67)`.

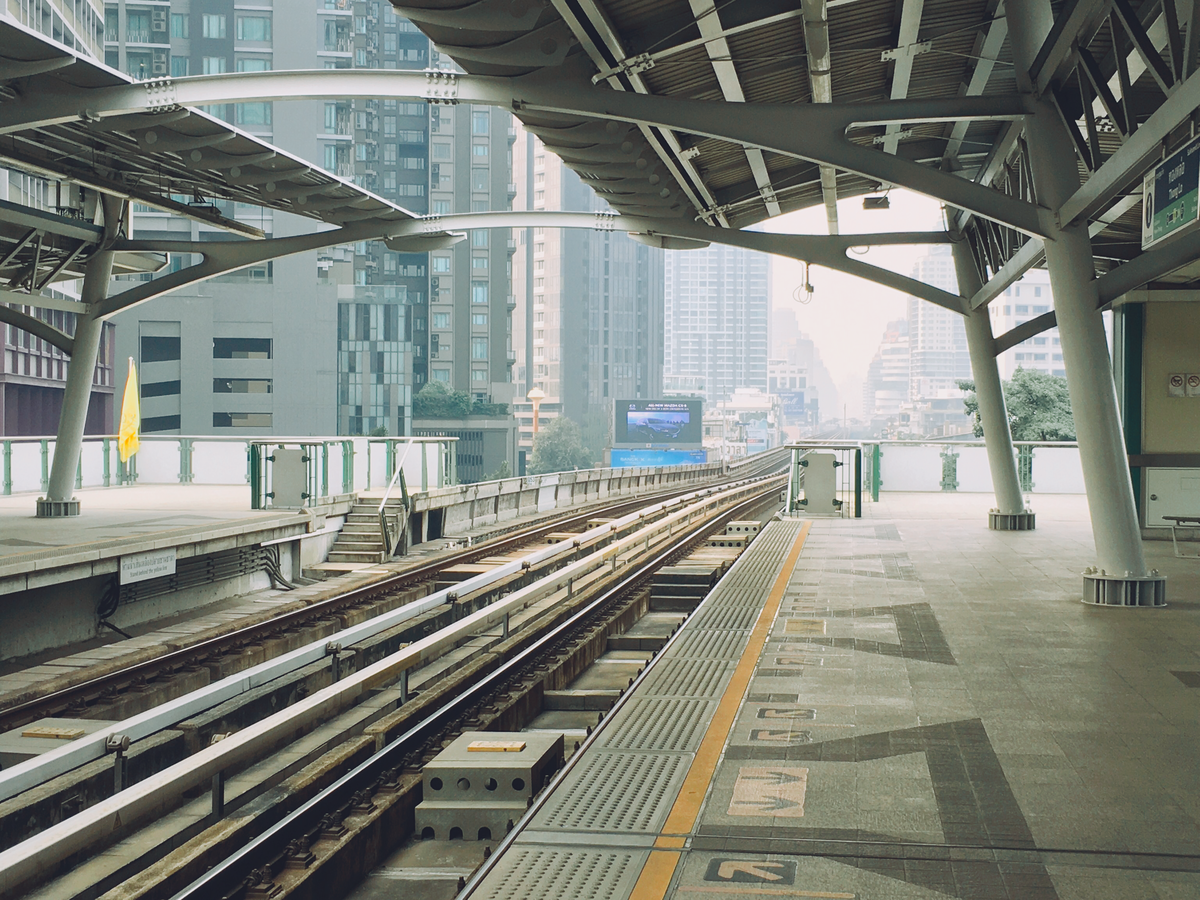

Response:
(958, 367), (1075, 441)
(529, 416), (592, 474)
(413, 381), (472, 418)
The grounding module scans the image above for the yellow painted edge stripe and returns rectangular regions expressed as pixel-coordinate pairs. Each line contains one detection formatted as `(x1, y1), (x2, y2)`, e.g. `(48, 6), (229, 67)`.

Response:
(627, 520), (812, 900)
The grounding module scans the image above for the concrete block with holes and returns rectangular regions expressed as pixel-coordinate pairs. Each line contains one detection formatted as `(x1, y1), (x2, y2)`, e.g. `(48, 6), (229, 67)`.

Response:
(415, 731), (564, 841)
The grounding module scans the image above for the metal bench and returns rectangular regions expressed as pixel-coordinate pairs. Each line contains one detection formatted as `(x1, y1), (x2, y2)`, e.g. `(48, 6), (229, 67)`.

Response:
(1163, 515), (1200, 559)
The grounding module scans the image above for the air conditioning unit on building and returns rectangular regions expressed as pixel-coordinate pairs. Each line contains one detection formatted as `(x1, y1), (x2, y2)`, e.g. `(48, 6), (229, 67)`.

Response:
(152, 51), (169, 75)
(151, 9), (167, 31)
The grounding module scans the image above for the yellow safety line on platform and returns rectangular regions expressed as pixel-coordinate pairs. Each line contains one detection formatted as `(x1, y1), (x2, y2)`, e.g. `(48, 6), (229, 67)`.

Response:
(676, 889), (854, 899)
(629, 520), (812, 900)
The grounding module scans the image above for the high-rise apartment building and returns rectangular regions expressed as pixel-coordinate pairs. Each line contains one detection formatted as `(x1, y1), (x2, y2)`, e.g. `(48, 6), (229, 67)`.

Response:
(863, 318), (910, 426)
(662, 244), (768, 405)
(103, 0), (437, 437)
(988, 269), (1063, 379)
(907, 245), (971, 401)
(511, 125), (663, 458)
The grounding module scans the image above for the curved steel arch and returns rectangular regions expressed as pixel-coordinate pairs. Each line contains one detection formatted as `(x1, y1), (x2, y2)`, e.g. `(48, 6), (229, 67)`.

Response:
(0, 69), (1043, 238)
(102, 210), (961, 319)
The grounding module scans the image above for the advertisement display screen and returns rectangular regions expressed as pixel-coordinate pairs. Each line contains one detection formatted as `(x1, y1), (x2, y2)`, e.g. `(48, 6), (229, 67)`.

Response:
(613, 399), (703, 447)
(611, 449), (707, 468)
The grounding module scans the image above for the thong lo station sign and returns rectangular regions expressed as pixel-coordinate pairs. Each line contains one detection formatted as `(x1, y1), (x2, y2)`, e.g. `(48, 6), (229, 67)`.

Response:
(1143, 134), (1200, 248)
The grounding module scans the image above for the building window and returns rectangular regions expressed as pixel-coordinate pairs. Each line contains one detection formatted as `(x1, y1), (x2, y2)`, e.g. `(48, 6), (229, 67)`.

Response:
(432, 199), (450, 214)
(472, 111), (489, 134)
(213, 378), (272, 393)
(471, 230), (488, 247)
(170, 13), (189, 38)
(236, 16), (271, 41)
(171, 57), (190, 77)
(236, 102), (272, 126)
(472, 143), (488, 157)
(202, 14), (226, 38)
(142, 380), (181, 398)
(141, 335), (180, 363)
(472, 313), (488, 326)
(433, 142), (451, 159)
(213, 337), (271, 359)
(471, 282), (488, 304)
(237, 58), (270, 72)
(471, 368), (488, 381)
(202, 56), (227, 74)
(432, 368), (450, 382)
(471, 338), (488, 360)
(472, 256), (488, 269)
(213, 412), (272, 427)
(471, 168), (488, 191)
(432, 313), (450, 328)
(432, 256), (451, 273)
(143, 415), (181, 432)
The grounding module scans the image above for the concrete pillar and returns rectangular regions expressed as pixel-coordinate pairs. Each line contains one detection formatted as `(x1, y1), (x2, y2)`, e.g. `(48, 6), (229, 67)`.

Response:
(1006, 0), (1163, 605)
(950, 236), (1033, 529)
(39, 257), (113, 517)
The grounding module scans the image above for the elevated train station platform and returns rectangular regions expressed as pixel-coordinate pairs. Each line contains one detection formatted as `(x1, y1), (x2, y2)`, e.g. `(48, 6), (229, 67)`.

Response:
(461, 495), (1200, 900)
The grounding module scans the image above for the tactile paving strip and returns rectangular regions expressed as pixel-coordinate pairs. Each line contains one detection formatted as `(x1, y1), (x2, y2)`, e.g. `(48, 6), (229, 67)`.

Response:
(479, 848), (646, 900)
(531, 751), (690, 832)
(637, 657), (735, 699)
(598, 697), (717, 752)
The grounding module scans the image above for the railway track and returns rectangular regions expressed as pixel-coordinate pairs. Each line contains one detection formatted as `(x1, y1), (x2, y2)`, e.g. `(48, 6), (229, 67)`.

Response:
(0, 462), (786, 900)
(0, 452), (783, 735)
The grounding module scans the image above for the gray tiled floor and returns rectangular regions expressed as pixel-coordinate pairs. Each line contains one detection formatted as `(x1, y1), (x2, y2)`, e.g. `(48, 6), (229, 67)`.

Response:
(684, 494), (1200, 898)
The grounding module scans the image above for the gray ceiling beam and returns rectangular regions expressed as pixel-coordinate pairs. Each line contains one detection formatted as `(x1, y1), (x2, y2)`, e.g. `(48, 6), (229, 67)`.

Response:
(942, 4), (1008, 169)
(687, 0), (781, 217)
(1030, 0), (1112, 96)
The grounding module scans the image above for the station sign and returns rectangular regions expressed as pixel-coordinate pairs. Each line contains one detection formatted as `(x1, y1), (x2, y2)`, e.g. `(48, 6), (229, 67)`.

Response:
(120, 547), (177, 585)
(1143, 134), (1200, 248)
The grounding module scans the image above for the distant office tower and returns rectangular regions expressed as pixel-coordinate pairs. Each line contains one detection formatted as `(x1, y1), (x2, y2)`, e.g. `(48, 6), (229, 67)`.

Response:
(106, 0), (437, 436)
(662, 244), (768, 405)
(863, 318), (910, 423)
(511, 124), (663, 459)
(907, 245), (971, 401)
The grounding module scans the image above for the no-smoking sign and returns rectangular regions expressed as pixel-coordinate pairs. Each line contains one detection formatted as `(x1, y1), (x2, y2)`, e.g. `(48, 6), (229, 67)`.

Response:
(1169, 373), (1200, 397)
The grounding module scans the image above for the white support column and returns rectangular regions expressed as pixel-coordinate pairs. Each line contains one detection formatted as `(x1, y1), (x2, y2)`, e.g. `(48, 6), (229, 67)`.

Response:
(38, 200), (121, 518)
(1007, 0), (1164, 606)
(951, 236), (1033, 529)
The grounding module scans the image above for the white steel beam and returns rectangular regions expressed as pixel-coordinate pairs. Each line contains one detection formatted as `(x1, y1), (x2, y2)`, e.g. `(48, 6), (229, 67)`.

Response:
(942, 5), (1008, 169)
(881, 0), (927, 155)
(548, 0), (728, 225)
(688, 0), (782, 217)
(802, 0), (840, 233)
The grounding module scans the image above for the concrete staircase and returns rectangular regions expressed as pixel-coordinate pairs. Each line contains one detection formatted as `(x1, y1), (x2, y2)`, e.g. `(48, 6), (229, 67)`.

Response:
(319, 503), (389, 572)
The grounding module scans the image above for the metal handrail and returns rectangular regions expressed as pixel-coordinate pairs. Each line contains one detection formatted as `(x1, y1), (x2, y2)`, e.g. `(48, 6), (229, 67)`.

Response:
(378, 439), (415, 559)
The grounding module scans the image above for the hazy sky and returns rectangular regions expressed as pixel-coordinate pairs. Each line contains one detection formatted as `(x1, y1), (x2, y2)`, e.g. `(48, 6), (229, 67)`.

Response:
(759, 190), (947, 385)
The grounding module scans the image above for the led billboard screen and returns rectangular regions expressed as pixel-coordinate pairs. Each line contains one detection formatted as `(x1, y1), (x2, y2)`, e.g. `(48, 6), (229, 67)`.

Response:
(610, 449), (708, 468)
(613, 399), (703, 447)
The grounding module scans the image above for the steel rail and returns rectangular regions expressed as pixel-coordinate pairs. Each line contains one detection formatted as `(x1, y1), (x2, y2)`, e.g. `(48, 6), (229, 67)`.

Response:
(166, 484), (782, 900)
(0, 469), (782, 825)
(0, 461), (781, 734)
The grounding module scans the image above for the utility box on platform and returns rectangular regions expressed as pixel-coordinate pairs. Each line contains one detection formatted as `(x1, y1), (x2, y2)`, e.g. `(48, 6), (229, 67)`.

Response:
(796, 452), (841, 516)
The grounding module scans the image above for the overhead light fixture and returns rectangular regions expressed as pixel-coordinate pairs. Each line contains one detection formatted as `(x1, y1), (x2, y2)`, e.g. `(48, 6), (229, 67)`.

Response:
(863, 195), (890, 210)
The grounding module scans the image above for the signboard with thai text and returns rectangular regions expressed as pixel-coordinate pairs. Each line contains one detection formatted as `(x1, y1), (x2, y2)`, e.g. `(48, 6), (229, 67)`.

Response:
(1143, 134), (1200, 248)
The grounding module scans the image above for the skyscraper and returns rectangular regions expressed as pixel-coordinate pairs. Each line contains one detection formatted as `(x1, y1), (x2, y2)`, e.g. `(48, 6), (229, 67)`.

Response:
(511, 124), (663, 460)
(907, 245), (971, 401)
(662, 244), (769, 404)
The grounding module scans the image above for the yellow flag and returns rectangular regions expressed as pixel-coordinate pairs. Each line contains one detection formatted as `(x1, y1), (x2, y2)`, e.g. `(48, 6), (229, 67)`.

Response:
(118, 358), (140, 462)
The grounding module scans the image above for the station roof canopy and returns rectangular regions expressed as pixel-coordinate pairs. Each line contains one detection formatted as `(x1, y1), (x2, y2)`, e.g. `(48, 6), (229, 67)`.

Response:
(392, 0), (1195, 289)
(0, 18), (418, 244)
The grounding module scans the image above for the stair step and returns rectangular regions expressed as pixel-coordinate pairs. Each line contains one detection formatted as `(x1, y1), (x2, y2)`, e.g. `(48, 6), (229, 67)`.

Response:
(327, 551), (384, 563)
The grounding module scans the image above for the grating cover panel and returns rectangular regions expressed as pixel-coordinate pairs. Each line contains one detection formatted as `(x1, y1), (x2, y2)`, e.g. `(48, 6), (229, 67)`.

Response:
(689, 603), (761, 631)
(599, 698), (716, 751)
(532, 752), (689, 832)
(670, 627), (748, 660)
(476, 848), (644, 900)
(639, 657), (734, 699)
